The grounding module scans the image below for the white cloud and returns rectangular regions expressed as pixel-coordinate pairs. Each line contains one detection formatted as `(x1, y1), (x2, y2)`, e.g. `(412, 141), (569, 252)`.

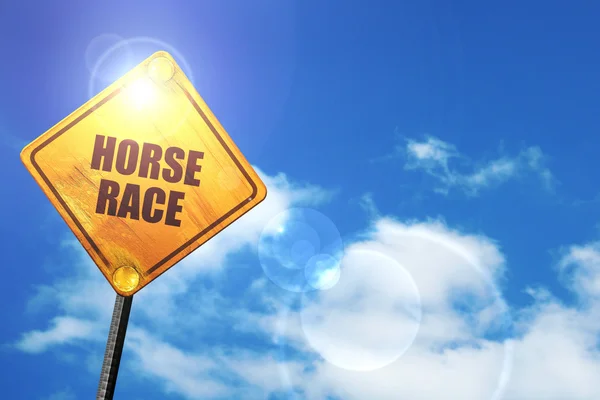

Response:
(249, 219), (600, 400)
(558, 242), (600, 299)
(15, 316), (100, 353)
(356, 192), (380, 219)
(407, 136), (459, 166)
(45, 388), (76, 400)
(262, 218), (513, 399)
(498, 271), (600, 400)
(124, 328), (309, 399)
(126, 329), (231, 399)
(401, 135), (555, 195)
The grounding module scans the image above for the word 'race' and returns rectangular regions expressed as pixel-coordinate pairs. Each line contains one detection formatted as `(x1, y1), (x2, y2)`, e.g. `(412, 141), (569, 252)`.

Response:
(91, 135), (204, 227)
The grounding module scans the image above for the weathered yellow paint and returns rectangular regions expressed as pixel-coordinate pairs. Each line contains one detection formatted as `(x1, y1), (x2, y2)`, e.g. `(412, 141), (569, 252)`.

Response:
(20, 51), (267, 296)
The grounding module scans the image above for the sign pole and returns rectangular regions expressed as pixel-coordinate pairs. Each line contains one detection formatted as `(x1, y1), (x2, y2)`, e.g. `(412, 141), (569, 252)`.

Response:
(96, 294), (133, 400)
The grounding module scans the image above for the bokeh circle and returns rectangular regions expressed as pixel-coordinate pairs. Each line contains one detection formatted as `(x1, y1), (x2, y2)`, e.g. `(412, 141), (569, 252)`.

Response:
(84, 33), (134, 81)
(258, 208), (344, 293)
(300, 248), (422, 371)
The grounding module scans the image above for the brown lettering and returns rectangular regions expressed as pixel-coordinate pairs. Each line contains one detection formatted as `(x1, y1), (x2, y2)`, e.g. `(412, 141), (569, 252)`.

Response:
(115, 140), (140, 175)
(184, 150), (204, 187)
(139, 143), (162, 180)
(95, 179), (120, 215)
(91, 135), (116, 172)
(117, 183), (140, 220)
(165, 191), (185, 227)
(142, 187), (165, 223)
(162, 147), (185, 183)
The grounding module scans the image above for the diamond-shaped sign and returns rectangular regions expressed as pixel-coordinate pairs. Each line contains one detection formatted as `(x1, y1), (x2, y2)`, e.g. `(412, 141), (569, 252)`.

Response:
(21, 51), (267, 296)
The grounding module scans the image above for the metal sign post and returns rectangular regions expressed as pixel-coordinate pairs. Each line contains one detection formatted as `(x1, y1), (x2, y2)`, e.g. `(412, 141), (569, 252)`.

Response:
(96, 294), (133, 400)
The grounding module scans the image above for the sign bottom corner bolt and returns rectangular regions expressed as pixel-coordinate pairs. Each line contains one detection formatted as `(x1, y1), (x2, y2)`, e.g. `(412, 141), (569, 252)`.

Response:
(112, 265), (140, 292)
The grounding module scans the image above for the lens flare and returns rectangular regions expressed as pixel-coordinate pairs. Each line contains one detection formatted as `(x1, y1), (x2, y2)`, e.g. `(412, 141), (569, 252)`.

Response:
(258, 208), (344, 293)
(125, 77), (156, 110)
(300, 248), (422, 372)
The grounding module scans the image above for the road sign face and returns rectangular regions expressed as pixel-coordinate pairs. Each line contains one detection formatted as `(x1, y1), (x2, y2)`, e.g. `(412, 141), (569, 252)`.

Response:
(21, 51), (267, 296)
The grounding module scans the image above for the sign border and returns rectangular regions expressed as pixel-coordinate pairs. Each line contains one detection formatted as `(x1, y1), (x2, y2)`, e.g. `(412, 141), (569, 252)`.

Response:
(27, 79), (259, 278)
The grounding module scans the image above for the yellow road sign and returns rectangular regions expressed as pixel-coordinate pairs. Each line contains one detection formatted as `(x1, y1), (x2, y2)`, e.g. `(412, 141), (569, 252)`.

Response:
(21, 51), (267, 296)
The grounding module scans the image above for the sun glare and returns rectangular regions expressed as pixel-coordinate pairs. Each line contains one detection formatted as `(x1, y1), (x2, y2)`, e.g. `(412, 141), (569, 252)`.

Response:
(126, 77), (155, 109)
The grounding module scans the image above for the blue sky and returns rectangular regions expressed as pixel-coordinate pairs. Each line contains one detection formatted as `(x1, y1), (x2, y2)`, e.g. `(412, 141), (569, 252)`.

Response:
(2, 1), (600, 399)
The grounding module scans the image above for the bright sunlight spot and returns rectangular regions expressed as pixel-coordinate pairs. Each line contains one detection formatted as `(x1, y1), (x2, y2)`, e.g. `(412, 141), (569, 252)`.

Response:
(126, 77), (156, 110)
